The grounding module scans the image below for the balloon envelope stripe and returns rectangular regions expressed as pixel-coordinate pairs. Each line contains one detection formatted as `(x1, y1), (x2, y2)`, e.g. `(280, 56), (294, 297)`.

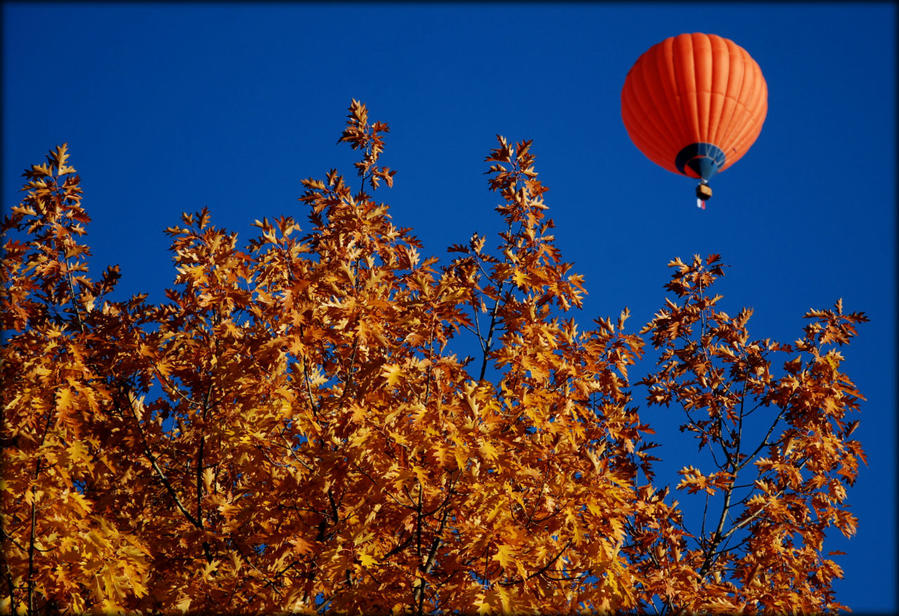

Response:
(706, 35), (731, 145)
(693, 34), (713, 144)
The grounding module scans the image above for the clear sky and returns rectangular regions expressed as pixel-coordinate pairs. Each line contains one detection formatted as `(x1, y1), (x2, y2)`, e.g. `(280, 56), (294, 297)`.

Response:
(3, 3), (895, 612)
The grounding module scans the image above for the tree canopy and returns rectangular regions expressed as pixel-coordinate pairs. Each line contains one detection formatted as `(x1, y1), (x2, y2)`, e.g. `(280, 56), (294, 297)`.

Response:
(1, 101), (867, 615)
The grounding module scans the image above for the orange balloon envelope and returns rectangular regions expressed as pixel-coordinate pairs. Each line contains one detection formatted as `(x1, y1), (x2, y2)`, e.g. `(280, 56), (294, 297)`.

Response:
(621, 33), (767, 197)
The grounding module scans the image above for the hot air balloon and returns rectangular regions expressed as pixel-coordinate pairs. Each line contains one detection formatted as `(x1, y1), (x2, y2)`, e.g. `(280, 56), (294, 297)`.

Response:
(621, 33), (767, 208)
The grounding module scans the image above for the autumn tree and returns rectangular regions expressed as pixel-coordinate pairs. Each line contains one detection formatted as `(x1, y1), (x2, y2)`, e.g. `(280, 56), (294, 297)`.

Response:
(1, 101), (867, 615)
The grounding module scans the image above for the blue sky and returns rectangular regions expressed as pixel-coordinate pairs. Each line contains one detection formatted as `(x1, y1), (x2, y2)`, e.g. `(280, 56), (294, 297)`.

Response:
(3, 3), (895, 612)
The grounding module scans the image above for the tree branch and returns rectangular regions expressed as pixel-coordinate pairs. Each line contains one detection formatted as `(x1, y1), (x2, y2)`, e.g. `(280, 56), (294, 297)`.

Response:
(478, 286), (504, 382)
(120, 387), (201, 528)
(26, 494), (36, 616)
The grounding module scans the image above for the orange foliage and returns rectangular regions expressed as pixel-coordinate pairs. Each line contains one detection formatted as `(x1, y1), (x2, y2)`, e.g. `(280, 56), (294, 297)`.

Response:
(1, 101), (867, 615)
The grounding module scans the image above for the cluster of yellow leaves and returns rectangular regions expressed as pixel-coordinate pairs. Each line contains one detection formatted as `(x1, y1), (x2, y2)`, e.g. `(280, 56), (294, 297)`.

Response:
(1, 104), (866, 615)
(2, 145), (151, 614)
(637, 254), (868, 613)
